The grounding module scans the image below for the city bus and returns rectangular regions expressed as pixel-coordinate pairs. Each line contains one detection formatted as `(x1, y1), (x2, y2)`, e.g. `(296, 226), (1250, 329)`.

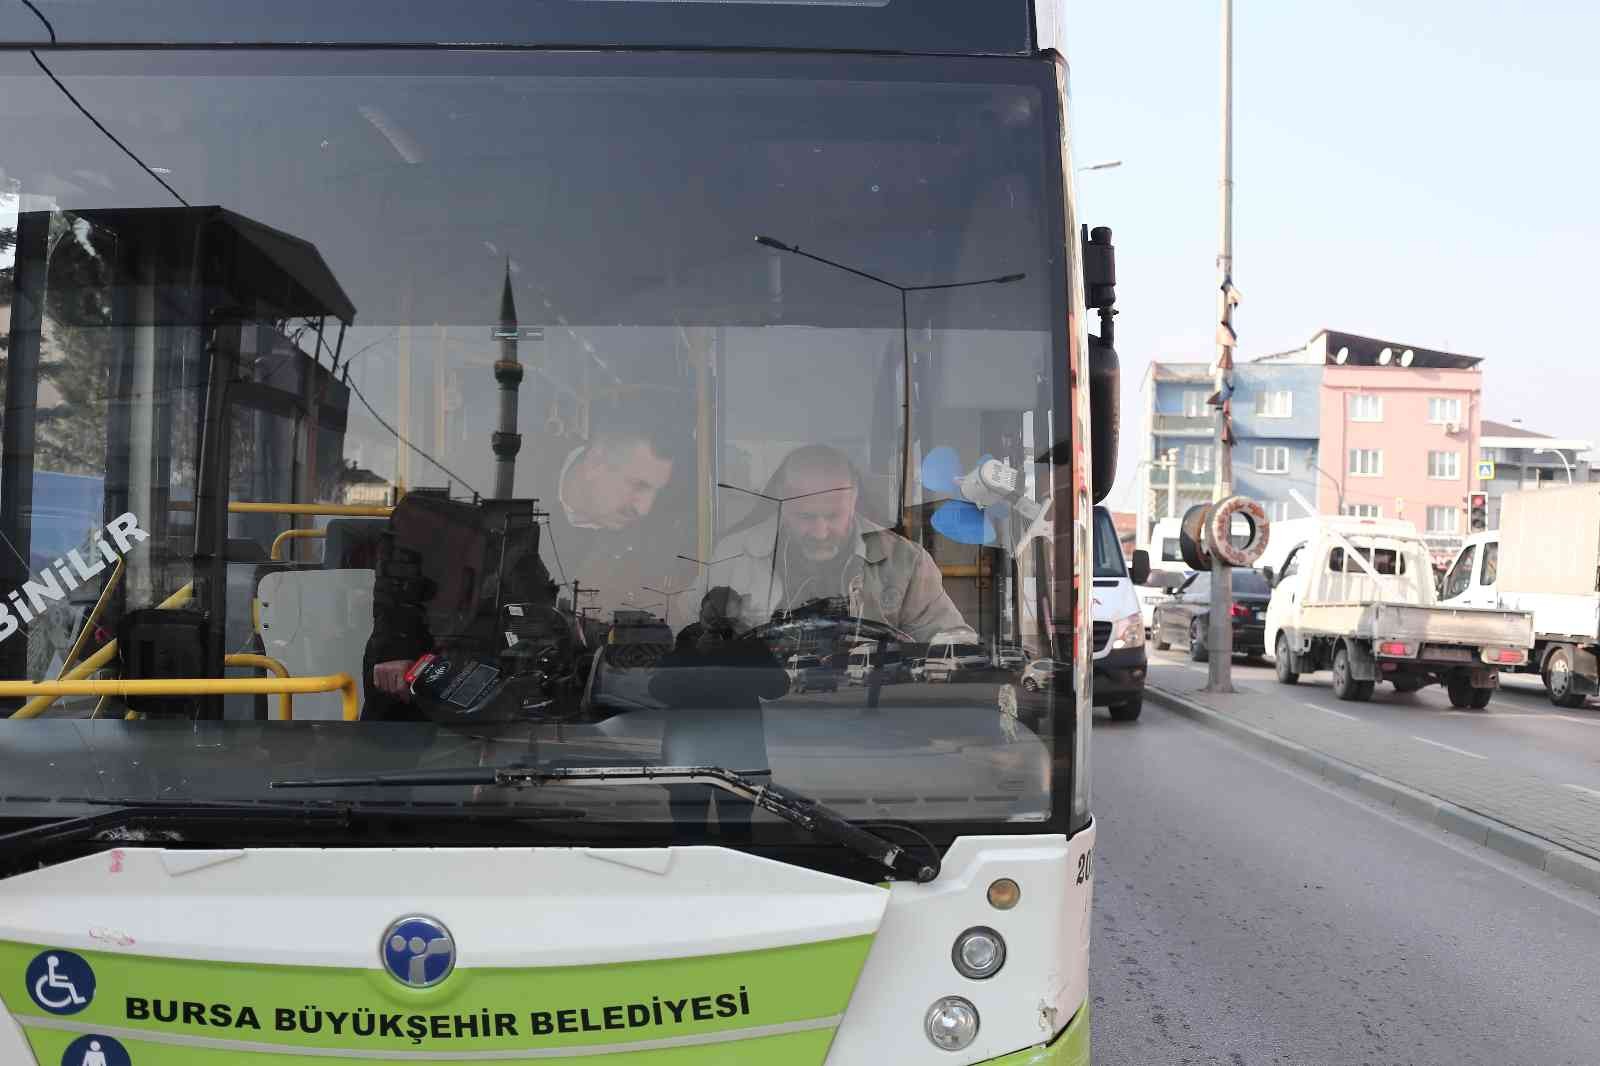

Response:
(0, 3), (1118, 1064)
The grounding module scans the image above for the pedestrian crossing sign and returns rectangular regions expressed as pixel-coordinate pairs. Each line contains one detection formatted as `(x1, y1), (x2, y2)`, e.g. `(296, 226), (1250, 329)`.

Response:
(1476, 459), (1495, 481)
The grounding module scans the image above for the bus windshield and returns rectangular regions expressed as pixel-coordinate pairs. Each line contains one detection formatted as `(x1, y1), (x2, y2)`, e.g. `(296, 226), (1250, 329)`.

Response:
(0, 50), (1073, 841)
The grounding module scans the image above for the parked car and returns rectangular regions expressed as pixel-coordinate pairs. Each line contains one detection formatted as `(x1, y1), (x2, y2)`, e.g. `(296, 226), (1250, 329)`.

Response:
(1151, 567), (1272, 662)
(1020, 658), (1067, 692)
(994, 644), (1027, 671)
(784, 654), (838, 694)
(922, 637), (992, 683)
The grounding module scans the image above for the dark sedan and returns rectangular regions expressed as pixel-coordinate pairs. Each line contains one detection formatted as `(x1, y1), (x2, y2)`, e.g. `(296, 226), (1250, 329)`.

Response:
(1151, 568), (1272, 662)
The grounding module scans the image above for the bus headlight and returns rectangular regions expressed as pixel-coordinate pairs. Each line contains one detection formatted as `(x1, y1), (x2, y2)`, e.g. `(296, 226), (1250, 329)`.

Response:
(951, 926), (1007, 979)
(925, 996), (980, 1051)
(1111, 610), (1144, 650)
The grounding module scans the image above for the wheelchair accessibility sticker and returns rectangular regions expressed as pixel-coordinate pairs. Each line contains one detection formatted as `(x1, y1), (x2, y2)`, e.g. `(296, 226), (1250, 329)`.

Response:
(62, 1034), (131, 1066)
(26, 949), (95, 1015)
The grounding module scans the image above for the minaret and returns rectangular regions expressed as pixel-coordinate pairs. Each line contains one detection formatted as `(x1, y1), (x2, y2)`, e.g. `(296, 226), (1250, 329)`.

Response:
(492, 261), (524, 499)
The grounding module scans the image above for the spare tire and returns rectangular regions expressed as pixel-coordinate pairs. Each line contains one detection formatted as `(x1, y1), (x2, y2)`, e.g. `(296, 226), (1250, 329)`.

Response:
(1179, 503), (1212, 571)
(1206, 495), (1271, 568)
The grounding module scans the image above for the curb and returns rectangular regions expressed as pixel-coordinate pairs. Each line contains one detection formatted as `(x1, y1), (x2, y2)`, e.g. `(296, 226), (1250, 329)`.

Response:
(1145, 684), (1600, 898)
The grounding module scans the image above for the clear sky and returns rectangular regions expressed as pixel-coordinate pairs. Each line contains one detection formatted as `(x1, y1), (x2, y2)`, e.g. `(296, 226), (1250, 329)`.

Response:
(1064, 1), (1600, 512)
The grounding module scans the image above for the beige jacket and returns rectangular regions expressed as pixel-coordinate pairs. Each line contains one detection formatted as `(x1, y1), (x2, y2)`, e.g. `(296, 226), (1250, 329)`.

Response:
(674, 516), (975, 644)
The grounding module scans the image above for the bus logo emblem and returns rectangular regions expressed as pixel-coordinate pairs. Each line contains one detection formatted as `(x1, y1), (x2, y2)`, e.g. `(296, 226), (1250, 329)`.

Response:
(381, 916), (455, 988)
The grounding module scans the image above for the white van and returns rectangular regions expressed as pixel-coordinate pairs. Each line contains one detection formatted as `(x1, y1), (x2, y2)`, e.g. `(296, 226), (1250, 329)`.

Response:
(921, 637), (992, 684)
(1092, 505), (1149, 720)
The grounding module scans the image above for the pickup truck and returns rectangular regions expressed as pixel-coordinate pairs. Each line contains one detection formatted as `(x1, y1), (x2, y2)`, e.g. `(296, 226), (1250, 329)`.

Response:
(1440, 484), (1600, 707)
(1263, 517), (1533, 707)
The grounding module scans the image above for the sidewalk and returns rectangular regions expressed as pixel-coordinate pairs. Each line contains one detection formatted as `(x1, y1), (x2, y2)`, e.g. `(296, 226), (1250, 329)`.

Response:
(1144, 662), (1600, 894)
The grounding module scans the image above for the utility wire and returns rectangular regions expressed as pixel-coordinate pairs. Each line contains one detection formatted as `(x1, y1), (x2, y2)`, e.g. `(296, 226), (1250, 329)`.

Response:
(19, 0), (56, 42)
(29, 51), (189, 207)
(344, 373), (482, 498)
(542, 517), (567, 586)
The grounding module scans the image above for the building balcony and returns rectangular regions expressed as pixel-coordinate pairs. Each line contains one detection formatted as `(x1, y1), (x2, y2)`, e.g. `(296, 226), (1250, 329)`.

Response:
(1152, 413), (1214, 437)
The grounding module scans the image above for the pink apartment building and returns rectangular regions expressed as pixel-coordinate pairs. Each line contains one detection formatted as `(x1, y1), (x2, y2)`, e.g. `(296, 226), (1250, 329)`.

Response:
(1315, 337), (1483, 567)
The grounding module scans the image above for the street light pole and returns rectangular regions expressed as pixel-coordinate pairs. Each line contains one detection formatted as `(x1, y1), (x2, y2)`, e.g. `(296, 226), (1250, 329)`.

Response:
(754, 236), (1022, 536)
(1535, 447), (1574, 485)
(1206, 0), (1237, 694)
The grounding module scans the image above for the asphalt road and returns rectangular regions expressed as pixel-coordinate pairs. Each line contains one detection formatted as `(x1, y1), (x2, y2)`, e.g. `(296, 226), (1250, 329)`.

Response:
(1148, 650), (1600, 795)
(1086, 697), (1600, 1065)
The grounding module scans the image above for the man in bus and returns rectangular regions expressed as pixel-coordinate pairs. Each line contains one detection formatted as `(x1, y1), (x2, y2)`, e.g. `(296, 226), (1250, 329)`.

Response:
(365, 414), (681, 717)
(680, 444), (973, 644)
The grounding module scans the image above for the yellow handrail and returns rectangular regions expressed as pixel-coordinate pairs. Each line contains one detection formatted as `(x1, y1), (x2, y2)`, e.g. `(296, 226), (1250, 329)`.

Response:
(10, 582), (194, 720)
(269, 528), (328, 561)
(223, 653), (294, 720)
(0, 674), (359, 722)
(169, 501), (393, 518)
(57, 557), (124, 680)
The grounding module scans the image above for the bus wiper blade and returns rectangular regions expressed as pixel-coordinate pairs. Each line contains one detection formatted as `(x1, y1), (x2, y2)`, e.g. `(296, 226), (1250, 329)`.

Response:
(274, 764), (940, 883)
(0, 798), (579, 862)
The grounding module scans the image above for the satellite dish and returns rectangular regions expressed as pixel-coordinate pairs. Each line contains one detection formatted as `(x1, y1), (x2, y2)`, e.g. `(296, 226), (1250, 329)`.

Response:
(1333, 347), (1349, 365)
(1399, 349), (1415, 367)
(1378, 347), (1393, 366)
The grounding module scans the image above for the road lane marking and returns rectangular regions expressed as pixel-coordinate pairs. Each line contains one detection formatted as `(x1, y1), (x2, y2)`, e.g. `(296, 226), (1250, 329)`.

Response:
(1564, 783), (1600, 800)
(1550, 714), (1600, 727)
(1410, 736), (1486, 760)
(1300, 701), (1359, 722)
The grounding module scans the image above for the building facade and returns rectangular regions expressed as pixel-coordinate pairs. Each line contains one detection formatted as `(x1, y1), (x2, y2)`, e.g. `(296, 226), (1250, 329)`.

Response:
(1136, 362), (1217, 543)
(1230, 356), (1323, 524)
(1478, 420), (1596, 530)
(1311, 331), (1483, 566)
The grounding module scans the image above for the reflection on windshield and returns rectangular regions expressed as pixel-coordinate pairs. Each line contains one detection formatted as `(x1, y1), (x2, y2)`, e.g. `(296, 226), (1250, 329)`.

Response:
(0, 51), (1070, 833)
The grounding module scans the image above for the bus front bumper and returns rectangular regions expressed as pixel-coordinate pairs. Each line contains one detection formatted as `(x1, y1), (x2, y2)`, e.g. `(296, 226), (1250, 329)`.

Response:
(978, 1004), (1090, 1065)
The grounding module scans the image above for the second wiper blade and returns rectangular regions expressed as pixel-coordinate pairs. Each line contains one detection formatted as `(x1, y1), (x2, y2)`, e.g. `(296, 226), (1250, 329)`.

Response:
(274, 764), (940, 883)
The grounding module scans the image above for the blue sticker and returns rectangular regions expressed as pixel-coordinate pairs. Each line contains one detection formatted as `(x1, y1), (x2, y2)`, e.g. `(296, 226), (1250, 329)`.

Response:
(25, 950), (95, 1015)
(62, 1034), (131, 1066)
(381, 916), (456, 988)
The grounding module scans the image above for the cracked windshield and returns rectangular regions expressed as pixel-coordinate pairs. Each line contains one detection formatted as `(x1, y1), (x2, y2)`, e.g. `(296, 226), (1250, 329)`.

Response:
(0, 51), (1070, 831)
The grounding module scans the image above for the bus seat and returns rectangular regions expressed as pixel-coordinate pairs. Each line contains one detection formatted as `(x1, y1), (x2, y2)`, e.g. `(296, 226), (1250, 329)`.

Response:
(256, 568), (374, 721)
(322, 518), (386, 570)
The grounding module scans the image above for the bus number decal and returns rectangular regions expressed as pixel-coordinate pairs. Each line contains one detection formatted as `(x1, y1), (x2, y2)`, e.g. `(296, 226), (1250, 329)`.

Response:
(1075, 849), (1094, 885)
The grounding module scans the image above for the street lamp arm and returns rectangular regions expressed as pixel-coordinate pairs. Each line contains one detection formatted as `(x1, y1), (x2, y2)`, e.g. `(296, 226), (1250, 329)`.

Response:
(754, 235), (899, 291)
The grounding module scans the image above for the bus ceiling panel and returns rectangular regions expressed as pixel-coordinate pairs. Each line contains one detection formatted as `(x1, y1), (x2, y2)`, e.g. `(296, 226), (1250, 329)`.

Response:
(18, 0), (1034, 54)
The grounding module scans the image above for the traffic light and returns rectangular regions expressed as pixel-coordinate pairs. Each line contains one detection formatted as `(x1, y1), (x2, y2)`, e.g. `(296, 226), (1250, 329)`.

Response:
(1468, 492), (1488, 532)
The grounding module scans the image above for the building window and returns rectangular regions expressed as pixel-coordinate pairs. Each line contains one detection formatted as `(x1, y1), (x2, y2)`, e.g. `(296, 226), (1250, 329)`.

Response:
(1427, 451), (1460, 480)
(1182, 391), (1207, 418)
(1348, 394), (1383, 422)
(1349, 448), (1383, 477)
(1268, 500), (1292, 522)
(1257, 390), (1293, 418)
(1253, 445), (1289, 474)
(1426, 506), (1461, 534)
(1341, 503), (1382, 518)
(1428, 397), (1462, 424)
(1186, 444), (1214, 474)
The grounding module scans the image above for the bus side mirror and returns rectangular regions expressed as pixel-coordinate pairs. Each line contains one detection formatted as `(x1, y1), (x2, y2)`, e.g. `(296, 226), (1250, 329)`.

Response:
(1262, 565), (1276, 588)
(1130, 549), (1150, 586)
(1084, 225), (1118, 504)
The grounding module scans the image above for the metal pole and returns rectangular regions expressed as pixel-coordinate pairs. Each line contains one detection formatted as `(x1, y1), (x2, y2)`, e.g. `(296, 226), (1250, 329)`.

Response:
(1206, 0), (1236, 693)
(899, 288), (912, 536)
(1166, 448), (1178, 525)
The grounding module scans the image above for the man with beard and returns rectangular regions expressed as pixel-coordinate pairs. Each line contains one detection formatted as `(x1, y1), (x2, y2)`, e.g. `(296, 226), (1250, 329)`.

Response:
(677, 444), (972, 643)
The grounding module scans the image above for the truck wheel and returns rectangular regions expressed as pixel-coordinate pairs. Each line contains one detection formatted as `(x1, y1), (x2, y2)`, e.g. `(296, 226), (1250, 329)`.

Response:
(1188, 619), (1209, 662)
(1274, 633), (1299, 685)
(1445, 674), (1477, 708)
(1391, 675), (1424, 694)
(1543, 646), (1587, 708)
(1331, 645), (1373, 702)
(1109, 695), (1143, 722)
(1470, 686), (1493, 709)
